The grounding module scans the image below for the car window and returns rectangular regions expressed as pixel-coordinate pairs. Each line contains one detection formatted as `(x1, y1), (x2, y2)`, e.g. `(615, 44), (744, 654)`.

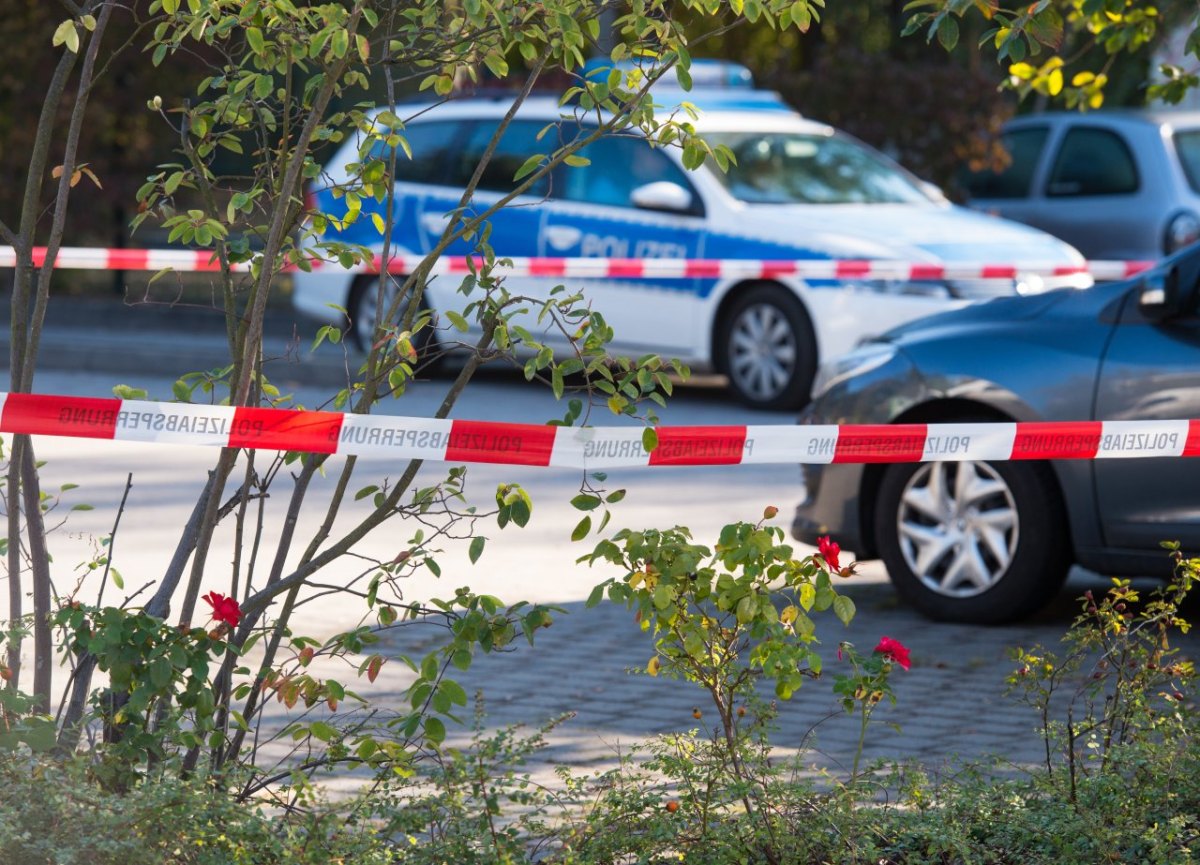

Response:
(1046, 127), (1138, 197)
(703, 131), (930, 205)
(557, 134), (697, 210)
(962, 126), (1049, 199)
(376, 121), (463, 185)
(1174, 130), (1200, 195)
(452, 120), (553, 197)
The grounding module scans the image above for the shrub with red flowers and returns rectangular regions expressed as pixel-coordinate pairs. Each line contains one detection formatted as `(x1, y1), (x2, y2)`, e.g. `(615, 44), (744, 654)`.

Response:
(834, 636), (912, 777)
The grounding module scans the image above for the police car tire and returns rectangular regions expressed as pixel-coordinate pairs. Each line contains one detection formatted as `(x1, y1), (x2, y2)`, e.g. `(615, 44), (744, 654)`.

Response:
(717, 284), (816, 411)
(348, 275), (438, 365)
(874, 458), (1071, 624)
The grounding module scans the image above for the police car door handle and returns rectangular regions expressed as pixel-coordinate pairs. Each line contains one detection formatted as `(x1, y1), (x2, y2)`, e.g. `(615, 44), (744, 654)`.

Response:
(420, 212), (452, 235)
(544, 225), (582, 251)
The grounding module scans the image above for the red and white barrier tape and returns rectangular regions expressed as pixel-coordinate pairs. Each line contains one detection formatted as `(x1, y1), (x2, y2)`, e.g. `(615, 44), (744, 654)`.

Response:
(1, 393), (1196, 468)
(0, 246), (1156, 282)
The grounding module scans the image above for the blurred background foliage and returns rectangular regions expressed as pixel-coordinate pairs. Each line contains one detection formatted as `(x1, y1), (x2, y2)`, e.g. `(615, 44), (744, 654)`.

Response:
(0, 0), (1182, 257)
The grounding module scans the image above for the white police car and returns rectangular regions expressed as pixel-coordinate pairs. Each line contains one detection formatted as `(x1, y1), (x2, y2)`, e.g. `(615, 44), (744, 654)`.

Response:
(293, 62), (1089, 410)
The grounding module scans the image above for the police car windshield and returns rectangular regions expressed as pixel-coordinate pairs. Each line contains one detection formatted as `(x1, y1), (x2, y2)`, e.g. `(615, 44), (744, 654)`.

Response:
(706, 132), (931, 205)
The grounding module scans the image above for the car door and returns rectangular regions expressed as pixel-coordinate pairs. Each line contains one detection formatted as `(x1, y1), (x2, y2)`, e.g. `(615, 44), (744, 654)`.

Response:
(418, 119), (549, 256)
(1027, 125), (1157, 259)
(415, 118), (551, 333)
(540, 133), (705, 355)
(1093, 261), (1200, 551)
(963, 124), (1054, 228)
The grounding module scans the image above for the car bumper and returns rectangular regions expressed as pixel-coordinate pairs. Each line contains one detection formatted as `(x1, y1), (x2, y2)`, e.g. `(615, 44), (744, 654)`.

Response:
(791, 459), (870, 555)
(790, 341), (927, 559)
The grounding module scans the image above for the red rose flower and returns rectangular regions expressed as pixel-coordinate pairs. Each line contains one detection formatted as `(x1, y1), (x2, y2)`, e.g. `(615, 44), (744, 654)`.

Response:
(817, 535), (841, 572)
(873, 636), (911, 671)
(202, 591), (242, 628)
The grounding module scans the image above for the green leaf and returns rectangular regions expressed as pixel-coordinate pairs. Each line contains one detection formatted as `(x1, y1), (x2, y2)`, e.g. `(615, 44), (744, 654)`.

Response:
(563, 154), (591, 167)
(514, 153), (543, 181)
(445, 311), (469, 332)
(310, 721), (336, 742)
(149, 657), (172, 689)
(420, 653), (439, 682)
(642, 427), (658, 453)
(468, 536), (485, 564)
(570, 494), (601, 511)
(586, 582), (606, 608)
(246, 26), (264, 54)
(833, 594), (856, 626)
(483, 51), (509, 79)
(936, 15), (959, 51)
(571, 515), (592, 542)
(510, 498), (531, 528)
(424, 716), (445, 745)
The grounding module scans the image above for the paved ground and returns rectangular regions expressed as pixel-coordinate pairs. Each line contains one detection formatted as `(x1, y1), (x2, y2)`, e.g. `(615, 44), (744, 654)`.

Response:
(252, 565), (1200, 802)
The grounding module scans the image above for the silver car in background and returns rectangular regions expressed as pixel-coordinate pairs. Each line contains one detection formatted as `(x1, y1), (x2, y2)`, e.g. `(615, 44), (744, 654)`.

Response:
(792, 243), (1200, 623)
(964, 110), (1200, 260)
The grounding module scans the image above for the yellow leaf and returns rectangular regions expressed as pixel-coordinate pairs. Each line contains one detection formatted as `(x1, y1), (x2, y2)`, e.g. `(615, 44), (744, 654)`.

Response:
(1046, 68), (1064, 96)
(52, 20), (79, 53)
(780, 605), (798, 625)
(647, 656), (661, 677)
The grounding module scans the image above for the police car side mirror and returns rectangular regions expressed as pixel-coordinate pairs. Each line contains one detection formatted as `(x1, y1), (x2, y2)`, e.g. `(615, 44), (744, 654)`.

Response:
(630, 181), (693, 214)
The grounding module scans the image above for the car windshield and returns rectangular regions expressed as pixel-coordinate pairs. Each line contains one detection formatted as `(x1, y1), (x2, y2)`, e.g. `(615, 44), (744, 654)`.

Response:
(1174, 129), (1200, 194)
(704, 131), (932, 205)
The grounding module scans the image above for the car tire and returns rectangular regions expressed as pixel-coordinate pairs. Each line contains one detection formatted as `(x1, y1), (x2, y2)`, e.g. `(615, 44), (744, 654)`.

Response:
(874, 459), (1071, 623)
(717, 284), (816, 411)
(347, 275), (438, 365)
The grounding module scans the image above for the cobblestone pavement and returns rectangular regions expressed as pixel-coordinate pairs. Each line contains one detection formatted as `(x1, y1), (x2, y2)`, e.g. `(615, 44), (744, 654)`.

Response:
(328, 568), (1200, 793)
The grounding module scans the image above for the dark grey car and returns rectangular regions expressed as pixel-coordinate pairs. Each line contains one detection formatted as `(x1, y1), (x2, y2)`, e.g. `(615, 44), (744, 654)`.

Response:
(791, 243), (1200, 623)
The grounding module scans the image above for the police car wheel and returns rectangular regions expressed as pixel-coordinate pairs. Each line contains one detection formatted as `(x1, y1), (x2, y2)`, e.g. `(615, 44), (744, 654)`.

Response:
(719, 285), (816, 411)
(874, 459), (1071, 623)
(348, 276), (438, 364)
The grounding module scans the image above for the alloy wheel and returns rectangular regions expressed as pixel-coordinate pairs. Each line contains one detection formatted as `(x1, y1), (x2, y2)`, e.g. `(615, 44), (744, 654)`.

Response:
(895, 460), (1019, 598)
(727, 301), (798, 403)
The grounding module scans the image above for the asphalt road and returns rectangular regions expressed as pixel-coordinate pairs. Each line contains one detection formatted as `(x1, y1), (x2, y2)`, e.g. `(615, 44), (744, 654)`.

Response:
(4, 297), (1198, 795)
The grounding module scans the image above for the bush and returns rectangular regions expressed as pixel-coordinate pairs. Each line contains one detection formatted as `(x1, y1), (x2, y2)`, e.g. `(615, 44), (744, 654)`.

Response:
(0, 751), (392, 865)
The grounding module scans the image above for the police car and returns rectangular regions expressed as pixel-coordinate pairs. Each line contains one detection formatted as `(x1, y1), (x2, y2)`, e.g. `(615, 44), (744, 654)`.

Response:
(292, 62), (1089, 410)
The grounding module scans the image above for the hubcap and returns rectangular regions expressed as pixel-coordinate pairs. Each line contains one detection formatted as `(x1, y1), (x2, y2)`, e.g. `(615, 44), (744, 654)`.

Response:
(728, 302), (796, 401)
(896, 461), (1019, 598)
(356, 278), (410, 348)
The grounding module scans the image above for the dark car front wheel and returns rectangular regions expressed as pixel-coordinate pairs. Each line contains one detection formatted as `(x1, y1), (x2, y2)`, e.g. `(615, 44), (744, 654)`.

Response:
(874, 459), (1071, 623)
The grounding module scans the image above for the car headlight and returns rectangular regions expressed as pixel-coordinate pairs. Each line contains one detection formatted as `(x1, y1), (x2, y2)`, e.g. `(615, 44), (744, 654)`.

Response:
(1164, 210), (1200, 255)
(811, 341), (898, 400)
(853, 279), (953, 298)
